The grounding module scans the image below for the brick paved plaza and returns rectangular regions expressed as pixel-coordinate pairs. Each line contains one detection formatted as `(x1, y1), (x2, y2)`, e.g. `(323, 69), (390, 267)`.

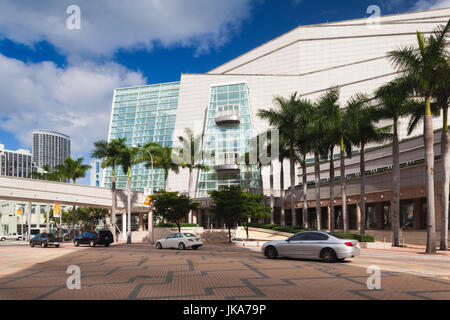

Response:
(0, 243), (448, 300)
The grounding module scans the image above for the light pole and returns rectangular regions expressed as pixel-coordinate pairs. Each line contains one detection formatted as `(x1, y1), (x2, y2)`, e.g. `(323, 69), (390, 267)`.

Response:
(132, 145), (154, 244)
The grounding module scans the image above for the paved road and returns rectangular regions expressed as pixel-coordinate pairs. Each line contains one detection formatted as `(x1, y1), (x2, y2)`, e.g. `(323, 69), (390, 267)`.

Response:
(0, 243), (448, 300)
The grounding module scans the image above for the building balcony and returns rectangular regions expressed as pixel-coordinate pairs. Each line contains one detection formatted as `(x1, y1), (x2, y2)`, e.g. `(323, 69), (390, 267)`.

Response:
(214, 163), (240, 174)
(214, 114), (240, 126)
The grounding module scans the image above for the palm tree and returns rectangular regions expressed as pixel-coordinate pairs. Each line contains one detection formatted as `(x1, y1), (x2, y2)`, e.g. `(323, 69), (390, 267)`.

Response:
(138, 142), (180, 191)
(57, 156), (91, 238)
(375, 78), (421, 246)
(406, 64), (450, 251)
(258, 93), (302, 227)
(347, 93), (391, 234)
(328, 87), (353, 233)
(387, 19), (450, 253)
(114, 140), (139, 244)
(91, 138), (123, 239)
(177, 128), (209, 223)
(277, 139), (290, 226)
(310, 87), (341, 231)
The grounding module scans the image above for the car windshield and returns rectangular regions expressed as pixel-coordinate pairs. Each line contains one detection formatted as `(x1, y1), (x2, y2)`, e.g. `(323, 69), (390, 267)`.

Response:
(183, 233), (196, 237)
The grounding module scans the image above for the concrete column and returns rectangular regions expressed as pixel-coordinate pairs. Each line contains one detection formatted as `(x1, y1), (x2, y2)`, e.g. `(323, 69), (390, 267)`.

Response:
(356, 203), (361, 232)
(376, 202), (383, 230)
(122, 209), (127, 241)
(138, 213), (144, 231)
(148, 210), (154, 244)
(327, 206), (331, 230)
(413, 198), (422, 230)
(45, 204), (50, 233)
(26, 202), (31, 241)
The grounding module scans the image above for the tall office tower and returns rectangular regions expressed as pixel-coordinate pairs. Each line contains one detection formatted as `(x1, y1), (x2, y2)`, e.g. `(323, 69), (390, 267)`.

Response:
(0, 144), (35, 178)
(104, 82), (179, 192)
(90, 159), (104, 187)
(32, 130), (71, 171)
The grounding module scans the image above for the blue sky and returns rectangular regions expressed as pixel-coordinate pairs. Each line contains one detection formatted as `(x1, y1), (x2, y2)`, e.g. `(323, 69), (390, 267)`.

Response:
(0, 0), (448, 184)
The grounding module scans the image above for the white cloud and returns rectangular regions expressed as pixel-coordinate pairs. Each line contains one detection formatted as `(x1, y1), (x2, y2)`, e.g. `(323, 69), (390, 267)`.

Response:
(0, 54), (146, 156)
(412, 0), (450, 10)
(0, 0), (254, 58)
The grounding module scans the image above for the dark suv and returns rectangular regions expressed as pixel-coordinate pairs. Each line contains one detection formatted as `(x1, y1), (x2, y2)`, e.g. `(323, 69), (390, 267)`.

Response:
(30, 233), (63, 248)
(73, 230), (114, 247)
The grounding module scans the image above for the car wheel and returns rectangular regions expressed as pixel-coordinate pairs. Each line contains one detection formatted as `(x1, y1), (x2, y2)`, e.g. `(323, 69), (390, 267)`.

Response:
(55, 244), (60, 248)
(178, 242), (185, 250)
(1, 237), (5, 241)
(74, 240), (79, 247)
(89, 241), (95, 247)
(30, 242), (34, 247)
(265, 246), (278, 259)
(156, 242), (162, 250)
(41, 241), (47, 248)
(321, 248), (337, 263)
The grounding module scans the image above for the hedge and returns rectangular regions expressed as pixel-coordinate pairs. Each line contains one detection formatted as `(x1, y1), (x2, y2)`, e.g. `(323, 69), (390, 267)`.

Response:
(155, 223), (199, 228)
(246, 223), (375, 242)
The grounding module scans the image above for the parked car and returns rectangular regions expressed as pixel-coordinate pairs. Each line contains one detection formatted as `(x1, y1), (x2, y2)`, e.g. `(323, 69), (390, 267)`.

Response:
(73, 230), (114, 247)
(156, 232), (203, 250)
(0, 233), (22, 241)
(30, 233), (63, 248)
(261, 231), (360, 263)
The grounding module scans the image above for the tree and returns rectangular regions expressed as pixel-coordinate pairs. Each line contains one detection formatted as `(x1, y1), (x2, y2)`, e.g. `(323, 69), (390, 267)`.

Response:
(375, 78), (422, 246)
(406, 64), (450, 251)
(277, 137), (290, 226)
(152, 191), (198, 232)
(76, 207), (109, 231)
(258, 93), (302, 227)
(209, 186), (245, 243)
(241, 191), (271, 240)
(138, 142), (181, 191)
(56, 156), (91, 239)
(308, 88), (340, 231)
(115, 140), (139, 244)
(347, 93), (391, 234)
(387, 19), (450, 253)
(177, 128), (209, 223)
(91, 138), (124, 241)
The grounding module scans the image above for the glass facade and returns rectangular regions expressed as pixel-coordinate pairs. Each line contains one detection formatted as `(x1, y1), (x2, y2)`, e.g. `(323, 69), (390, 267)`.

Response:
(104, 82), (179, 192)
(197, 82), (260, 198)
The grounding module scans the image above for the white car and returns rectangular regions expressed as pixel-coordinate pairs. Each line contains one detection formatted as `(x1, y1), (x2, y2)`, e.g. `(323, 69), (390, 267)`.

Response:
(0, 233), (22, 241)
(156, 232), (203, 250)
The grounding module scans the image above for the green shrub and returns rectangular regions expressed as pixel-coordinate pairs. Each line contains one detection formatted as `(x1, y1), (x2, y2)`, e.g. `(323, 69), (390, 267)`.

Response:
(358, 234), (375, 242)
(329, 232), (375, 242)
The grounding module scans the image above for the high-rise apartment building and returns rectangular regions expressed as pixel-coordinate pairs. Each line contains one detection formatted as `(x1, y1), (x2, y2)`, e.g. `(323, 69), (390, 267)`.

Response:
(0, 144), (34, 178)
(32, 130), (71, 171)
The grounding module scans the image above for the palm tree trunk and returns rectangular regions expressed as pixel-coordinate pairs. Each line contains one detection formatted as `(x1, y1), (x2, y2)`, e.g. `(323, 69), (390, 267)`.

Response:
(329, 147), (335, 231)
(246, 164), (250, 192)
(302, 156), (308, 229)
(270, 161), (274, 224)
(441, 106), (449, 251)
(340, 137), (348, 233)
(280, 160), (285, 226)
(392, 119), (401, 246)
(360, 143), (366, 235)
(290, 156), (296, 227)
(424, 96), (436, 254)
(127, 167), (132, 244)
(111, 169), (117, 242)
(314, 152), (321, 230)
(188, 167), (193, 223)
(164, 170), (169, 191)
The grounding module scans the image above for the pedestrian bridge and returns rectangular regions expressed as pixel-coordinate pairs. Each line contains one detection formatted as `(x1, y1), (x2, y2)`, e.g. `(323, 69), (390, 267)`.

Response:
(0, 176), (148, 211)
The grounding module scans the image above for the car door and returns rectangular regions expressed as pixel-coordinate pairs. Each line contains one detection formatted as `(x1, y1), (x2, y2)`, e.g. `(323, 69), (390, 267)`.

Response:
(164, 233), (176, 248)
(80, 232), (88, 244)
(284, 233), (313, 258)
(308, 232), (330, 259)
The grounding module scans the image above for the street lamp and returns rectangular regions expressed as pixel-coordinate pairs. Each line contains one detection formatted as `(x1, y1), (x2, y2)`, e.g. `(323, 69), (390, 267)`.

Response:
(132, 145), (155, 244)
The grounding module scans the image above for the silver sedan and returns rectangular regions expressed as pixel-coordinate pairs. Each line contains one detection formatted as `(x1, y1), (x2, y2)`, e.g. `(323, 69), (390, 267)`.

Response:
(261, 231), (360, 263)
